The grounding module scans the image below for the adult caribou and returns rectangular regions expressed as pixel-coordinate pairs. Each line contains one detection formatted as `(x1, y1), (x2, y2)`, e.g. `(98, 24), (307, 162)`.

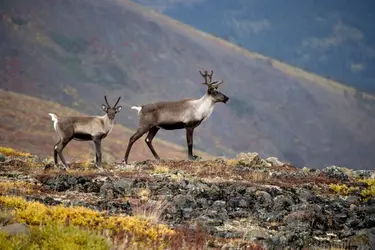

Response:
(124, 70), (229, 164)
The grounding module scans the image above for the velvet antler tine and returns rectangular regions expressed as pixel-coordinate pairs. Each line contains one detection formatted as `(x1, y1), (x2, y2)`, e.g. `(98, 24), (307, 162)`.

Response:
(212, 80), (223, 89)
(199, 70), (210, 86)
(104, 96), (110, 107)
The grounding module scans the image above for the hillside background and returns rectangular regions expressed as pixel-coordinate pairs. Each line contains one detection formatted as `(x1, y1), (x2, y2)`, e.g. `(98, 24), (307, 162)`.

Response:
(1, 0), (375, 169)
(135, 0), (375, 94)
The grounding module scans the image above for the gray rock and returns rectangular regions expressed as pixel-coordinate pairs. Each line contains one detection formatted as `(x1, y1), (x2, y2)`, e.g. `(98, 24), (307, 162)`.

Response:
(260, 159), (272, 168)
(0, 223), (29, 235)
(244, 228), (271, 241)
(156, 187), (173, 196)
(100, 183), (114, 199)
(238, 199), (248, 208)
(353, 170), (373, 179)
(266, 157), (284, 167)
(255, 190), (273, 208)
(212, 200), (226, 208)
(348, 228), (375, 250)
(182, 207), (194, 219)
(113, 179), (134, 196)
(197, 198), (208, 208)
(322, 165), (349, 181)
(235, 152), (260, 167)
(273, 195), (293, 212)
(0, 153), (6, 162)
(196, 215), (223, 227)
(172, 194), (196, 209)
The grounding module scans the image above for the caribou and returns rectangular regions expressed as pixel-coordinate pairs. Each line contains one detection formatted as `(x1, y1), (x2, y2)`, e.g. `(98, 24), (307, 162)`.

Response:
(124, 70), (229, 164)
(48, 96), (122, 170)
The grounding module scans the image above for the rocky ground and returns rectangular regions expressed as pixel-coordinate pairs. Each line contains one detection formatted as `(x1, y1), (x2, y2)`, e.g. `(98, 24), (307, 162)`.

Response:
(0, 149), (374, 250)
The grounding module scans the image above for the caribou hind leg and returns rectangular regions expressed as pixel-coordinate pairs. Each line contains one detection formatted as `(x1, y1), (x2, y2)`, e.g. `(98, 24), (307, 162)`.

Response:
(145, 127), (160, 160)
(124, 127), (150, 164)
(55, 137), (72, 170)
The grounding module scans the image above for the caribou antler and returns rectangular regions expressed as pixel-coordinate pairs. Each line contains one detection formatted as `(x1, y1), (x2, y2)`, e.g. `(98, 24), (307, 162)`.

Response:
(199, 70), (223, 89)
(114, 96), (121, 107)
(104, 96), (121, 108)
(104, 96), (110, 107)
(211, 80), (223, 89)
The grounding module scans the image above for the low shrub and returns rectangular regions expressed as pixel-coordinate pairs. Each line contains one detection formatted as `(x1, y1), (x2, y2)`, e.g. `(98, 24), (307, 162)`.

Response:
(0, 196), (175, 248)
(0, 147), (32, 157)
(0, 223), (109, 250)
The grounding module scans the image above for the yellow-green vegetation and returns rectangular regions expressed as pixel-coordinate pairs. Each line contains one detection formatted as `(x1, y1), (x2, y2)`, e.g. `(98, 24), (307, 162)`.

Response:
(330, 178), (375, 201)
(153, 164), (169, 174)
(226, 159), (239, 167)
(359, 178), (375, 201)
(0, 196), (175, 248)
(0, 181), (34, 196)
(0, 209), (14, 226)
(0, 147), (31, 157)
(0, 223), (109, 250)
(137, 188), (151, 202)
(329, 184), (359, 196)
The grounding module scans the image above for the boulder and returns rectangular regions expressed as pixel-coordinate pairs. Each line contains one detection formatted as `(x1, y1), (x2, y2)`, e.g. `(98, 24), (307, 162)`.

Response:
(266, 157), (284, 167)
(113, 179), (134, 196)
(0, 153), (6, 162)
(322, 166), (349, 181)
(235, 152), (261, 167)
(244, 228), (271, 241)
(348, 228), (375, 250)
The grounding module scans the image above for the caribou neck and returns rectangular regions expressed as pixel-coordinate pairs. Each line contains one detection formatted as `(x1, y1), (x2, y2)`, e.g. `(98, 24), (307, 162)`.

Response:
(99, 114), (114, 133)
(193, 93), (216, 121)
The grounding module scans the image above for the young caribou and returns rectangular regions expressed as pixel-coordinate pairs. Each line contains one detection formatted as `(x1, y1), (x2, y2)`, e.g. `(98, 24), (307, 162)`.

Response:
(124, 70), (229, 164)
(48, 96), (122, 170)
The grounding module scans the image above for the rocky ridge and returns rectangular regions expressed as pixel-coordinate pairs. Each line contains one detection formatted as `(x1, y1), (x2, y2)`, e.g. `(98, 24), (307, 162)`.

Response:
(0, 149), (374, 249)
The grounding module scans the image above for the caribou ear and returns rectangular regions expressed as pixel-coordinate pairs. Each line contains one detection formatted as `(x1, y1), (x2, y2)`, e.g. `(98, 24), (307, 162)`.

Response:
(101, 105), (108, 112)
(116, 106), (122, 113)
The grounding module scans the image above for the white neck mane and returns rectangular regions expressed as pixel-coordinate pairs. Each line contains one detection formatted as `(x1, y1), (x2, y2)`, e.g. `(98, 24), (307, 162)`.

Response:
(192, 93), (216, 121)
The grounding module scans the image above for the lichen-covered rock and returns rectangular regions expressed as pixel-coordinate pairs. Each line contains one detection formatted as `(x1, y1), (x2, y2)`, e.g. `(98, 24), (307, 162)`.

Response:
(273, 195), (293, 212)
(113, 179), (134, 196)
(266, 157), (284, 167)
(243, 228), (271, 241)
(348, 228), (375, 250)
(235, 152), (261, 167)
(322, 165), (349, 181)
(0, 153), (6, 162)
(255, 190), (273, 209)
(99, 182), (114, 199)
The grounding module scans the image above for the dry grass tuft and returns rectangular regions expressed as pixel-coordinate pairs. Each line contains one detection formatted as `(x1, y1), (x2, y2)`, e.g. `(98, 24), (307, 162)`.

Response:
(244, 171), (270, 183)
(132, 199), (170, 224)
